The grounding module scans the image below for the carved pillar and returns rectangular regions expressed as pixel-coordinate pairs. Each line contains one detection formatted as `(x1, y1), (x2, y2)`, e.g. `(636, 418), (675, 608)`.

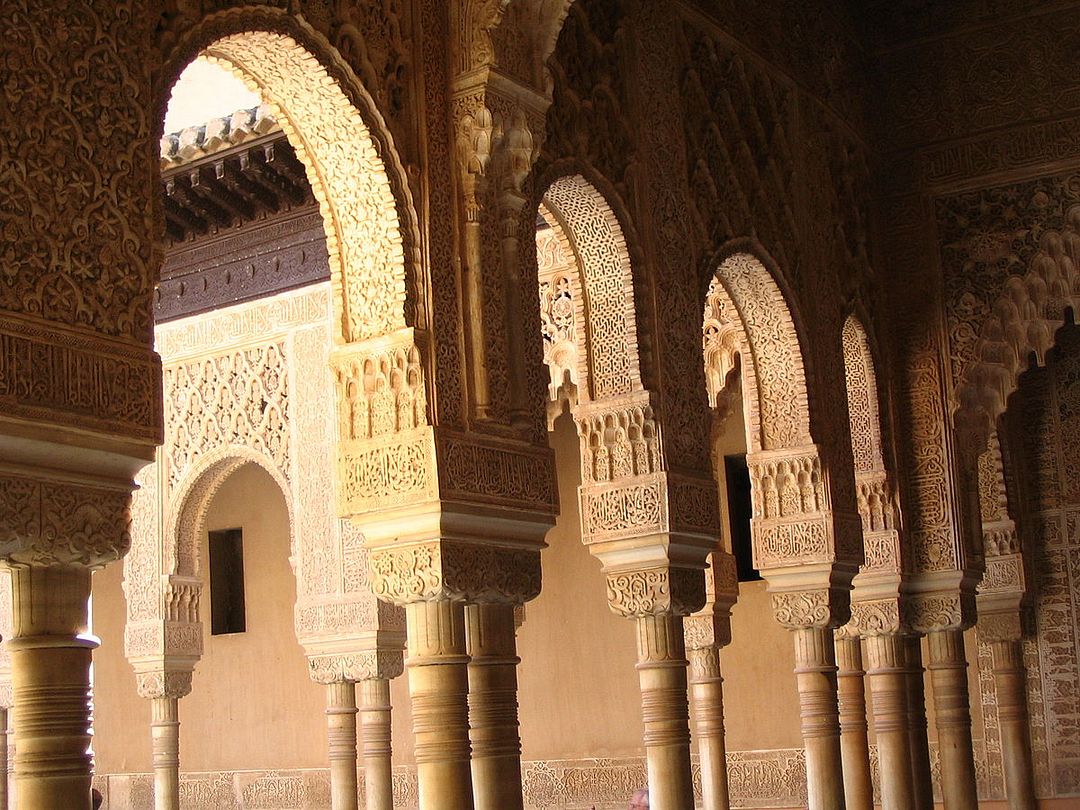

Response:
(573, 392), (715, 809)
(684, 551), (737, 810)
(334, 330), (553, 810)
(636, 613), (695, 809)
(749, 446), (860, 810)
(405, 599), (473, 810)
(309, 657), (400, 810)
(789, 624), (846, 810)
(834, 632), (872, 810)
(326, 681), (359, 810)
(9, 565), (97, 809)
(151, 697), (180, 810)
(1, 481), (151, 810)
(904, 636), (934, 809)
(976, 437), (1037, 810)
(989, 638), (1037, 810)
(0, 707), (7, 810)
(927, 629), (979, 810)
(978, 601), (1036, 810)
(687, 644), (728, 810)
(465, 602), (523, 810)
(863, 633), (916, 809)
(358, 679), (393, 810)
(128, 572), (201, 810)
(134, 671), (192, 810)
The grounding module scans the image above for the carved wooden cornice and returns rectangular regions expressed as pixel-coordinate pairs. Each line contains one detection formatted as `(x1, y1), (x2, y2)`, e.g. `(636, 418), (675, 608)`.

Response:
(157, 108), (328, 321)
(160, 107), (313, 245)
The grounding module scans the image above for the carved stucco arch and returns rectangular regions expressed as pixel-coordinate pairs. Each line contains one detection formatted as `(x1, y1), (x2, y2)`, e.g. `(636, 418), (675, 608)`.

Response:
(955, 206), (1080, 449)
(166, 446), (294, 581)
(156, 10), (423, 344)
(842, 314), (887, 478)
(707, 249), (813, 455)
(539, 173), (644, 403)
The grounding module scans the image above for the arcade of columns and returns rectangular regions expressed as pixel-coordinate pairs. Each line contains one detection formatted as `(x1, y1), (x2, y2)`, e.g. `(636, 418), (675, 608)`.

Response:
(2, 0), (1078, 808)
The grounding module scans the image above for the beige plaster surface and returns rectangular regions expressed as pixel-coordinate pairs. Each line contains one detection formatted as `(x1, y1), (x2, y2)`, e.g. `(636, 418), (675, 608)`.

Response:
(93, 562), (153, 774)
(187, 462), (324, 771)
(517, 412), (642, 761)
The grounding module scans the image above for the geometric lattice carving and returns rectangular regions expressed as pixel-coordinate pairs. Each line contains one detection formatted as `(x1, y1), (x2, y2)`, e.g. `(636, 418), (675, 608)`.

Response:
(709, 254), (811, 453)
(542, 175), (641, 401)
(536, 219), (583, 408)
(201, 32), (409, 344)
(163, 344), (289, 491)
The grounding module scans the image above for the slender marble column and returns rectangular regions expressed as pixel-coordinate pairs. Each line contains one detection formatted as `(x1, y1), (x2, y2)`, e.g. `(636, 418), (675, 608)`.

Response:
(465, 603), (523, 810)
(358, 679), (393, 810)
(151, 697), (180, 810)
(927, 629), (978, 809)
(834, 634), (872, 810)
(990, 640), (1037, 810)
(0, 706), (9, 810)
(688, 645), (730, 810)
(864, 634), (915, 809)
(326, 681), (359, 810)
(904, 636), (934, 809)
(8, 565), (96, 809)
(406, 600), (473, 810)
(792, 627), (845, 810)
(636, 614), (694, 809)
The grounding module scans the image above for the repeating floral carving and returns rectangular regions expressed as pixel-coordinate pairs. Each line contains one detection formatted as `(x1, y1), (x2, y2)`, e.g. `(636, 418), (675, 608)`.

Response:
(164, 343), (290, 491)
(543, 175), (641, 402)
(0, 475), (131, 567)
(0, 0), (157, 343)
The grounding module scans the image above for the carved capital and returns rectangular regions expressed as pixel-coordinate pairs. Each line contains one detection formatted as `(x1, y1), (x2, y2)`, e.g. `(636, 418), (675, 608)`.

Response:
(307, 650), (404, 685)
(848, 598), (903, 637)
(976, 610), (1024, 644)
(368, 541), (541, 605)
(770, 588), (850, 630)
(905, 591), (976, 634)
(0, 472), (132, 568)
(135, 669), (193, 701)
(605, 565), (705, 618)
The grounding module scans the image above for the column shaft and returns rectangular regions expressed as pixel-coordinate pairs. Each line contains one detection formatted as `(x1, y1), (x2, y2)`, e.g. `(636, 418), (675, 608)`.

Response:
(465, 603), (523, 810)
(990, 640), (1037, 810)
(792, 627), (845, 810)
(326, 681), (359, 810)
(835, 635), (872, 810)
(688, 646), (729, 810)
(358, 679), (394, 810)
(0, 706), (9, 810)
(863, 634), (915, 809)
(406, 600), (473, 810)
(904, 636), (934, 809)
(927, 629), (978, 810)
(636, 614), (694, 809)
(151, 697), (180, 810)
(9, 565), (96, 810)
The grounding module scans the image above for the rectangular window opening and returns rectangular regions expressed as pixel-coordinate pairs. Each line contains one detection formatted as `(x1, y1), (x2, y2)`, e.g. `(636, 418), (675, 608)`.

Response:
(724, 454), (762, 583)
(209, 527), (246, 635)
